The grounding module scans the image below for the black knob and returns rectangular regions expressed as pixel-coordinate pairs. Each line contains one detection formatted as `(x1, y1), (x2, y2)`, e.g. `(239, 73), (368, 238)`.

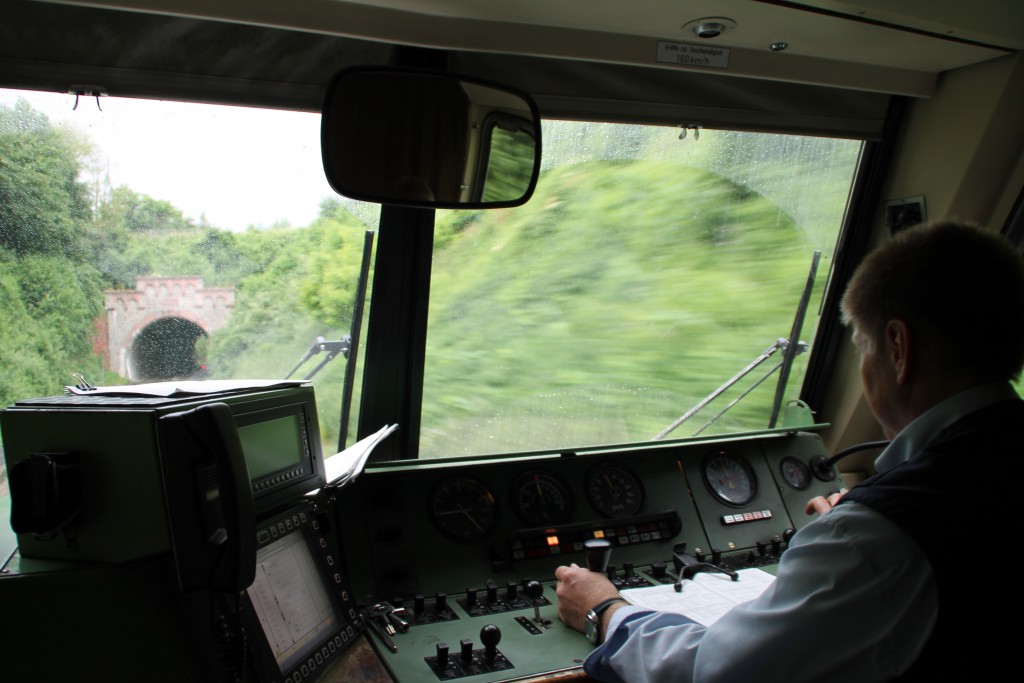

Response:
(524, 580), (543, 600)
(486, 583), (498, 603)
(436, 643), (449, 669)
(480, 624), (501, 660)
(460, 639), (473, 663)
(505, 581), (518, 600)
(783, 527), (796, 547)
(771, 536), (782, 556)
(466, 587), (478, 606)
(711, 548), (722, 565)
(695, 549), (706, 563)
(756, 541), (767, 556)
(623, 562), (635, 577)
(435, 592), (447, 613)
(414, 593), (425, 614)
(650, 561), (667, 578)
(606, 564), (618, 580)
(584, 538), (612, 573)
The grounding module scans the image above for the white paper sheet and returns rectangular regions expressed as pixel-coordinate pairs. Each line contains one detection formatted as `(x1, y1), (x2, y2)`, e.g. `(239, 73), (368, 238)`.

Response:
(621, 568), (776, 626)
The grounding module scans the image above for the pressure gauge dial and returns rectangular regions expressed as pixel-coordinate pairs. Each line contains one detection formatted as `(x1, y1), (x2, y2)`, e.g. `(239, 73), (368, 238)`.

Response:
(780, 457), (811, 490)
(702, 449), (757, 507)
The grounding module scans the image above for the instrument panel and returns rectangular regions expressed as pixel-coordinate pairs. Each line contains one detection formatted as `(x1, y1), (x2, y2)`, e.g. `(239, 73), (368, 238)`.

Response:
(335, 430), (840, 604)
(330, 429), (843, 683)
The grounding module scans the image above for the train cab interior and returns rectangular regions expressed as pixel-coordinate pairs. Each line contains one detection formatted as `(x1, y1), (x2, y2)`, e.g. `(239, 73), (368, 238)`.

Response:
(1, 1), (1022, 681)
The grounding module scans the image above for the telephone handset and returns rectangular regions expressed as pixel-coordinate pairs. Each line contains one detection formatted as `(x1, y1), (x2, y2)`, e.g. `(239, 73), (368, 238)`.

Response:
(159, 402), (256, 593)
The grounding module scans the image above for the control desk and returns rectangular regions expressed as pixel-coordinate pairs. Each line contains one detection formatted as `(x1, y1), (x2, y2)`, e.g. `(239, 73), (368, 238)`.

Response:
(0, 389), (839, 683)
(329, 428), (841, 683)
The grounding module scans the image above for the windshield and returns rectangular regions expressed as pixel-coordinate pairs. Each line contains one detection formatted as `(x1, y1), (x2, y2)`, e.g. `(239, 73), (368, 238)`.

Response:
(0, 90), (863, 477)
(422, 122), (862, 457)
(0, 90), (374, 462)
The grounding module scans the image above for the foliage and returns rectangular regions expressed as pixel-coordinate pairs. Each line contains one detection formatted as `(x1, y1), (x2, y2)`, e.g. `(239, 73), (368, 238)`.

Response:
(0, 99), (90, 257)
(99, 185), (196, 233)
(420, 158), (819, 456)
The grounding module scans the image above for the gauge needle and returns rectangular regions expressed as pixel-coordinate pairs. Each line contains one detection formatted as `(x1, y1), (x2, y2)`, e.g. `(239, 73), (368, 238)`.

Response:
(462, 509), (485, 532)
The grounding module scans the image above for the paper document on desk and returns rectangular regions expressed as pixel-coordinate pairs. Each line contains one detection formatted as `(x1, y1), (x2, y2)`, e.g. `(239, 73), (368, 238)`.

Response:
(323, 424), (399, 488)
(621, 568), (776, 627)
(63, 378), (306, 397)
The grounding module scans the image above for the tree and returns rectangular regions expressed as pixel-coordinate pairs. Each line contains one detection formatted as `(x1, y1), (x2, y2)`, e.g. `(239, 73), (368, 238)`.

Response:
(0, 99), (90, 256)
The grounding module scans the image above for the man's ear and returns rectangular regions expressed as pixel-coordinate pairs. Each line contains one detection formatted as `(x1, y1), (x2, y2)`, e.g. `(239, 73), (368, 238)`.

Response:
(884, 319), (911, 385)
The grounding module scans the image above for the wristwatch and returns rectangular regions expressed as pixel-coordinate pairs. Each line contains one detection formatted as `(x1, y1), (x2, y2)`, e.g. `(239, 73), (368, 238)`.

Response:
(585, 597), (628, 645)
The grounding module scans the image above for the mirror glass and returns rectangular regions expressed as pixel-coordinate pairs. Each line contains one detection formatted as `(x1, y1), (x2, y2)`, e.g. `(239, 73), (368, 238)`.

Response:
(321, 68), (541, 209)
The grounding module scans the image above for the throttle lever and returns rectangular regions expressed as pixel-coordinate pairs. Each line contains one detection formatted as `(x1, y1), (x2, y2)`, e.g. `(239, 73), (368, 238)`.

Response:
(584, 538), (612, 573)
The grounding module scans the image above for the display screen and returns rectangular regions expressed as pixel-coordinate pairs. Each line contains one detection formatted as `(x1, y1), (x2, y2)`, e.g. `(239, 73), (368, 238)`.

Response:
(237, 412), (305, 479)
(247, 528), (342, 673)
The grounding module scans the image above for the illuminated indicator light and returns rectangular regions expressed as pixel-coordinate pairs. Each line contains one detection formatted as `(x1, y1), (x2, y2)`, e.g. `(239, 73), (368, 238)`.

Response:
(594, 530), (605, 539)
(547, 535), (560, 546)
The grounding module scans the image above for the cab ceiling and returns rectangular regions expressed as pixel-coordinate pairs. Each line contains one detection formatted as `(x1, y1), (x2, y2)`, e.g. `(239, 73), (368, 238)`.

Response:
(1, 0), (1019, 138)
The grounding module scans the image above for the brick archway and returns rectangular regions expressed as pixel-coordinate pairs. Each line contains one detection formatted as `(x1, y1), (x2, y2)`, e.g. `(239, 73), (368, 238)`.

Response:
(102, 276), (235, 380)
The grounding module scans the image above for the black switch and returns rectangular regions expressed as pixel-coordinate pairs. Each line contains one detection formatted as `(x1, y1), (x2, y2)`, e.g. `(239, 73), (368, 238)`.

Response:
(436, 643), (449, 670)
(460, 639), (473, 663)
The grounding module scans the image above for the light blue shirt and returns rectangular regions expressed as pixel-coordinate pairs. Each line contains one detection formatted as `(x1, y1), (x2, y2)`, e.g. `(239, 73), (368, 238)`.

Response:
(584, 382), (1017, 683)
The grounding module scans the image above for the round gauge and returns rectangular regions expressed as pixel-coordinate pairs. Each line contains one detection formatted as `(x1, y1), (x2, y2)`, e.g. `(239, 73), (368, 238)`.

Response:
(429, 477), (498, 543)
(702, 450), (757, 507)
(779, 457), (811, 490)
(512, 471), (573, 527)
(585, 463), (644, 518)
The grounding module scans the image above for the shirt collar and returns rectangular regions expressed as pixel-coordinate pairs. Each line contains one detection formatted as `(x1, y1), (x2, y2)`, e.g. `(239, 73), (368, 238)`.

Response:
(874, 381), (1018, 472)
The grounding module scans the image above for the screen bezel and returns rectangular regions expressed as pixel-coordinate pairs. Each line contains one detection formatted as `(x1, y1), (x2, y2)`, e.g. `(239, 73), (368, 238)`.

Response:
(244, 503), (361, 683)
(233, 397), (325, 514)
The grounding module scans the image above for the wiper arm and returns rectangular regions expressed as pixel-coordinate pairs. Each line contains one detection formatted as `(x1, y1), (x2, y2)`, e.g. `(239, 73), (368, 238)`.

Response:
(653, 250), (821, 440)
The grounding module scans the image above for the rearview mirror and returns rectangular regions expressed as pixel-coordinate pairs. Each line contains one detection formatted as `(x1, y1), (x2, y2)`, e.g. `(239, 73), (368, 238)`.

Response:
(322, 67), (541, 209)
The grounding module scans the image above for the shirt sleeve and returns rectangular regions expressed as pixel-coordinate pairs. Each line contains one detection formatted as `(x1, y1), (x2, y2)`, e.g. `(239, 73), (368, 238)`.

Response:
(583, 503), (937, 683)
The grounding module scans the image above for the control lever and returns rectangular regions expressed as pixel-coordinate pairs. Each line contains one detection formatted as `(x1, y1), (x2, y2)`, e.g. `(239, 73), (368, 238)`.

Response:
(584, 538), (612, 573)
(671, 543), (737, 592)
(524, 580), (551, 629)
(481, 624), (501, 661)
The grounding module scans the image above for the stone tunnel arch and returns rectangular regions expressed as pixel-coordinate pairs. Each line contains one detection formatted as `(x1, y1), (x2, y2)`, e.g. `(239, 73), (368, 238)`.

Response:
(102, 276), (235, 381)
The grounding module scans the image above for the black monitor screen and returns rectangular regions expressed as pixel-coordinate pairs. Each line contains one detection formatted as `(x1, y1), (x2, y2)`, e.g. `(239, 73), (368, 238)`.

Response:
(237, 412), (305, 480)
(247, 528), (342, 674)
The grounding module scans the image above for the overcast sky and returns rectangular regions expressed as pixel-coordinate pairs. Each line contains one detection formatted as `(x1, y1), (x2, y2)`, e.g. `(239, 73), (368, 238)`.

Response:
(1, 89), (340, 232)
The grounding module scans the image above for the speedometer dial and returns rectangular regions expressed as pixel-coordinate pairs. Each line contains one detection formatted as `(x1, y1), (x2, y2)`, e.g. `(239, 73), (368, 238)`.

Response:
(702, 450), (757, 507)
(585, 462), (644, 518)
(511, 471), (573, 527)
(429, 477), (498, 543)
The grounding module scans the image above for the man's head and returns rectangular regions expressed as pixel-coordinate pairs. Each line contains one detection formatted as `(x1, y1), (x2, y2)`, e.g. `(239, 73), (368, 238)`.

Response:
(841, 221), (1024, 432)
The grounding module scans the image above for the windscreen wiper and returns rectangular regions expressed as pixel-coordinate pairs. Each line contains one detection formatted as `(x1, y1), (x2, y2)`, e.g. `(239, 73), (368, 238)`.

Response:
(653, 251), (821, 440)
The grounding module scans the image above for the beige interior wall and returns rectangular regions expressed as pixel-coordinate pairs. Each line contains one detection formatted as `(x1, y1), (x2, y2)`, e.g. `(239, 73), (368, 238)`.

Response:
(819, 52), (1024, 473)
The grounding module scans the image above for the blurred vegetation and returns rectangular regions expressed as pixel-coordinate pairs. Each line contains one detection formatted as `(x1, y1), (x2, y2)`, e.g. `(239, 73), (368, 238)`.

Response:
(0, 100), (860, 460)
